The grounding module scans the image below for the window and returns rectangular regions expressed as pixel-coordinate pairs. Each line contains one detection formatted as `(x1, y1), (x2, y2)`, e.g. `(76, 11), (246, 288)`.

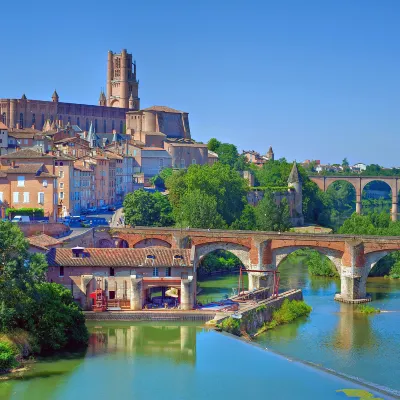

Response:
(152, 267), (159, 277)
(112, 120), (115, 131)
(108, 291), (115, 300)
(32, 113), (36, 125)
(13, 192), (19, 203)
(120, 121), (123, 133)
(86, 119), (89, 131)
(192, 159), (196, 165)
(77, 117), (80, 127)
(59, 266), (64, 277)
(110, 267), (115, 276)
(95, 119), (98, 132)
(0, 192), (3, 202)
(1, 113), (6, 124)
(59, 162), (63, 166)
(59, 115), (63, 124)
(42, 180), (48, 187)
(19, 113), (23, 128)
(17, 176), (25, 187)
(55, 161), (58, 166)
(159, 158), (164, 169)
(60, 182), (64, 189)
(68, 116), (71, 124)
(60, 192), (64, 200)
(38, 192), (44, 204)
(180, 159), (185, 168)
(23, 192), (29, 203)
(24, 139), (28, 145)
(41, 114), (45, 127)
(103, 120), (106, 132)
(165, 267), (171, 277)
(59, 171), (64, 178)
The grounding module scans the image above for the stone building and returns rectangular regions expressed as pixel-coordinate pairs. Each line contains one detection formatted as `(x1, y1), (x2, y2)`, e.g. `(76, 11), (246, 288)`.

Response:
(0, 122), (8, 155)
(46, 247), (197, 311)
(126, 106), (191, 141)
(163, 139), (208, 169)
(0, 149), (59, 220)
(0, 49), (139, 133)
(246, 162), (304, 226)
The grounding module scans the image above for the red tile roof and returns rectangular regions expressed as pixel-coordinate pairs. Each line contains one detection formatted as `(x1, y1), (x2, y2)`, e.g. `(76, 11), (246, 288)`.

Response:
(142, 106), (186, 114)
(0, 149), (55, 159)
(0, 122), (8, 130)
(28, 234), (61, 250)
(47, 248), (193, 268)
(7, 163), (44, 174)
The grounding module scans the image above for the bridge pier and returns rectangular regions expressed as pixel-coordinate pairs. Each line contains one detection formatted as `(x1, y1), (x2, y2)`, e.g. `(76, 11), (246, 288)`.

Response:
(392, 201), (398, 222)
(181, 277), (195, 310)
(130, 276), (144, 310)
(336, 242), (370, 303)
(355, 200), (362, 214)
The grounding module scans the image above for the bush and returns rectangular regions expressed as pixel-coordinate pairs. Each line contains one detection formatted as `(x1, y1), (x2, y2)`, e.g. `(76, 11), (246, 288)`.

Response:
(306, 251), (338, 277)
(0, 341), (17, 371)
(220, 317), (241, 336)
(21, 283), (89, 352)
(5, 208), (44, 218)
(356, 304), (380, 314)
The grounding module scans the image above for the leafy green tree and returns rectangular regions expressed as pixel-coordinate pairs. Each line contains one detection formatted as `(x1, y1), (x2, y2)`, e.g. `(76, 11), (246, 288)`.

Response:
(180, 190), (225, 229)
(0, 221), (88, 354)
(231, 204), (257, 230)
(123, 189), (174, 227)
(207, 138), (221, 152)
(255, 190), (291, 231)
(339, 213), (377, 235)
(166, 163), (247, 226)
(342, 158), (349, 168)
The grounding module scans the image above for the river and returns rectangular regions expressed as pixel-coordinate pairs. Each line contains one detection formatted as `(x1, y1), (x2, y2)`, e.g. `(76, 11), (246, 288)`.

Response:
(1, 260), (399, 399)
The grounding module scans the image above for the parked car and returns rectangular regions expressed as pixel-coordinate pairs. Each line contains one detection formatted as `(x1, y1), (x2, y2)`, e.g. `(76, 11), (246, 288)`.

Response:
(88, 207), (97, 213)
(108, 205), (116, 211)
(11, 216), (30, 223)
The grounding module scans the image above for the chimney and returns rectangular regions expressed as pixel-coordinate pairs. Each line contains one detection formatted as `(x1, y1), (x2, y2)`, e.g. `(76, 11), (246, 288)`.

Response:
(72, 246), (85, 258)
(16, 123), (20, 129)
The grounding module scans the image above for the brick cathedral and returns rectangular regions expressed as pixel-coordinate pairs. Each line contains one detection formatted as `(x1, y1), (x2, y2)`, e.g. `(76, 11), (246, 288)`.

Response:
(0, 49), (140, 133)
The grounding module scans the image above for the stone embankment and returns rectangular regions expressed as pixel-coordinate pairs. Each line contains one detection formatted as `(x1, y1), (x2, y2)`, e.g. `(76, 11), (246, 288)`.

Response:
(215, 289), (304, 335)
(84, 310), (216, 322)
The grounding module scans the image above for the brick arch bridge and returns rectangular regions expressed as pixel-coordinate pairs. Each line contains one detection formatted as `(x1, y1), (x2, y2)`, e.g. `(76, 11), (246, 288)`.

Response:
(309, 175), (400, 221)
(96, 227), (400, 303)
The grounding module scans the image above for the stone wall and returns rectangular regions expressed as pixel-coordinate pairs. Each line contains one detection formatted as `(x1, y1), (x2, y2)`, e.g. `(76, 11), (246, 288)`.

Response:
(19, 222), (69, 237)
(240, 289), (303, 334)
(84, 311), (215, 321)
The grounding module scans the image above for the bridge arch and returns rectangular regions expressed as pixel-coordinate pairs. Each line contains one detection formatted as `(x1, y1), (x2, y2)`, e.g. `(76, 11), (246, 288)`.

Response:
(133, 238), (172, 248)
(195, 242), (250, 268)
(272, 246), (343, 274)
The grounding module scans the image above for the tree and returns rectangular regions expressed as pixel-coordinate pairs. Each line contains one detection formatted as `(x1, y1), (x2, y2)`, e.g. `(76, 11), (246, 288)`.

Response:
(123, 189), (174, 227)
(255, 191), (291, 232)
(231, 204), (257, 230)
(339, 213), (377, 235)
(207, 138), (221, 152)
(166, 163), (248, 226)
(180, 190), (225, 229)
(0, 221), (88, 354)
(342, 158), (349, 168)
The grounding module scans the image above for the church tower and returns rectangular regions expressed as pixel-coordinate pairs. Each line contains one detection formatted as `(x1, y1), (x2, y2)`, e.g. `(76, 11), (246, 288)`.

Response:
(106, 49), (140, 110)
(288, 161), (304, 226)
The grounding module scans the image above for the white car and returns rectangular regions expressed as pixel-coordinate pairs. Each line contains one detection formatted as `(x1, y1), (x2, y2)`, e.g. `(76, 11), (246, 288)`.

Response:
(11, 215), (30, 223)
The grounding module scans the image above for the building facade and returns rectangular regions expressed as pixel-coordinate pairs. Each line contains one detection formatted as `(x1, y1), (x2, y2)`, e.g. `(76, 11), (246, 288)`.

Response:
(0, 49), (139, 133)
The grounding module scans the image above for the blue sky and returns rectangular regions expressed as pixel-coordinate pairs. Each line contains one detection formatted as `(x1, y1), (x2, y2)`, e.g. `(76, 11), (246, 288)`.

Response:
(2, 0), (400, 166)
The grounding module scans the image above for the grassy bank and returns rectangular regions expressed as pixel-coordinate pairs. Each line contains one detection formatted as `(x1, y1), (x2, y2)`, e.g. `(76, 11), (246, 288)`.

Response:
(255, 299), (312, 336)
(0, 330), (35, 373)
(355, 305), (381, 314)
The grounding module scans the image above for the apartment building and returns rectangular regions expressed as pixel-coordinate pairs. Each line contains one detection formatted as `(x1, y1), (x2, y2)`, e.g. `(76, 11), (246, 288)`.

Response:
(0, 149), (58, 220)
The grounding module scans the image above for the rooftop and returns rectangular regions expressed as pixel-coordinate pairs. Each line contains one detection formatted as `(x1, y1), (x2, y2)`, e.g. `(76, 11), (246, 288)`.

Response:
(28, 234), (61, 250)
(0, 149), (55, 159)
(142, 106), (187, 114)
(46, 248), (193, 267)
(6, 163), (44, 174)
(0, 122), (8, 130)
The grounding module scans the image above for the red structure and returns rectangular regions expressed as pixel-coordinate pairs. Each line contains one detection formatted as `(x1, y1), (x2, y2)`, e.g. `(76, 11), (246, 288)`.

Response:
(90, 278), (107, 312)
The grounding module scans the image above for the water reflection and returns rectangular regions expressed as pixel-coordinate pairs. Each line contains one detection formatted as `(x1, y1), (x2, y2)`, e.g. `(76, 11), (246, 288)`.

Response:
(87, 323), (197, 364)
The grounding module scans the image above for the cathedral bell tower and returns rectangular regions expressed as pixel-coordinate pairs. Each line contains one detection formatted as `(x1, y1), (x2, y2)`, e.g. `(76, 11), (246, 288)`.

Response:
(106, 49), (140, 110)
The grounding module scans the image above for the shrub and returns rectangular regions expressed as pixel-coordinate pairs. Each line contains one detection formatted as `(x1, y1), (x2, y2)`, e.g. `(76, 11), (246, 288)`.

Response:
(220, 317), (241, 336)
(5, 208), (44, 218)
(306, 250), (338, 277)
(0, 341), (17, 371)
(356, 304), (380, 314)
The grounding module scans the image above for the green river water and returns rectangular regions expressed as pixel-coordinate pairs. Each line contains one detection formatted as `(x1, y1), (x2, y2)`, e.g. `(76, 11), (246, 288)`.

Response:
(1, 258), (400, 399)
